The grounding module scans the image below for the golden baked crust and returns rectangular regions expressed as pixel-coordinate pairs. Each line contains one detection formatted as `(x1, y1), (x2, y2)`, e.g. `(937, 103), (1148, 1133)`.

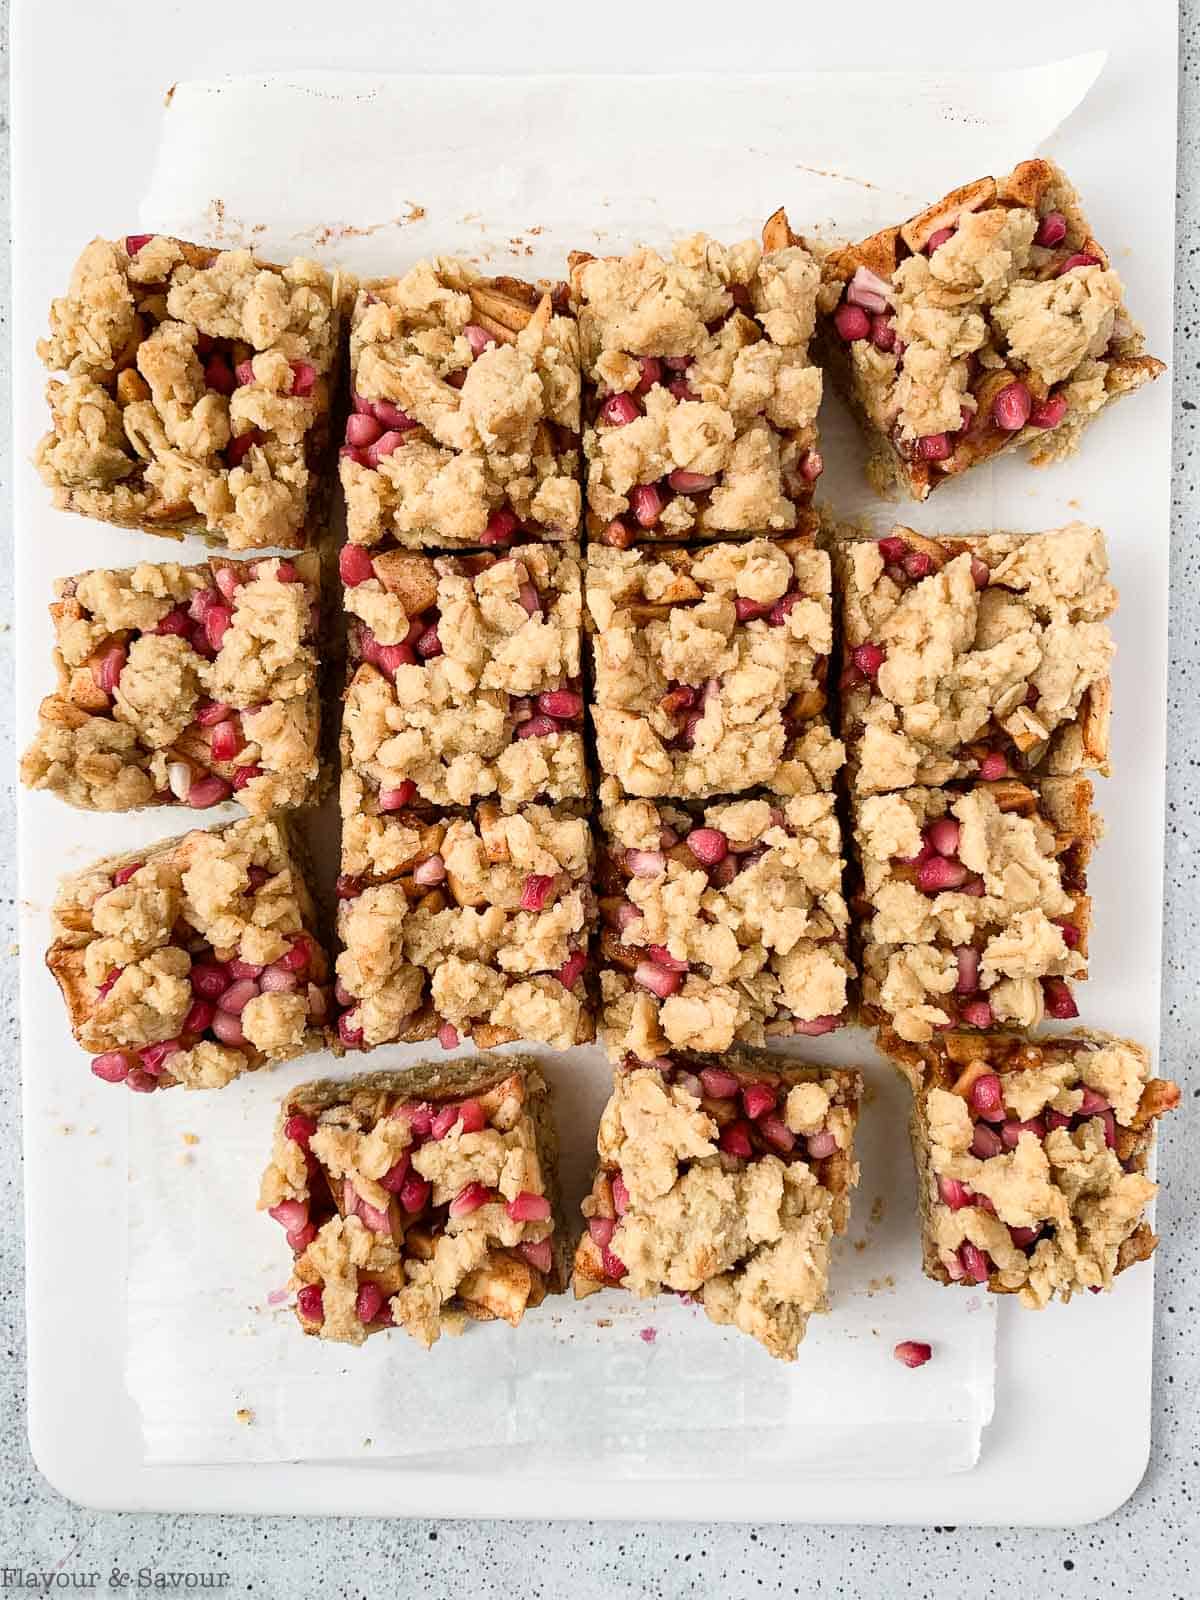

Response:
(572, 1051), (862, 1361)
(340, 264), (580, 550)
(571, 216), (823, 546)
(260, 1054), (566, 1348)
(834, 523), (1116, 794)
(852, 777), (1096, 1042)
(814, 160), (1164, 500)
(35, 235), (349, 548)
(47, 817), (332, 1090)
(333, 802), (594, 1053)
(878, 1026), (1180, 1305)
(586, 537), (840, 800)
(340, 543), (588, 812)
(596, 781), (852, 1061)
(20, 552), (322, 813)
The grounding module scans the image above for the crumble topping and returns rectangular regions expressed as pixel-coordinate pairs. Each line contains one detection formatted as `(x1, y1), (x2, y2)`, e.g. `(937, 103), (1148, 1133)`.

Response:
(818, 160), (1164, 499)
(573, 232), (823, 542)
(260, 1064), (559, 1348)
(47, 817), (330, 1089)
(587, 539), (832, 800)
(906, 1032), (1180, 1305)
(837, 524), (1116, 792)
(21, 553), (321, 814)
(35, 236), (343, 548)
(855, 783), (1091, 1041)
(341, 262), (580, 549)
(576, 1063), (861, 1361)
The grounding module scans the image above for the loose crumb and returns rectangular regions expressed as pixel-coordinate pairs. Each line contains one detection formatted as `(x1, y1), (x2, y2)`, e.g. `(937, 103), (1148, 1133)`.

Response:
(234, 1407), (254, 1424)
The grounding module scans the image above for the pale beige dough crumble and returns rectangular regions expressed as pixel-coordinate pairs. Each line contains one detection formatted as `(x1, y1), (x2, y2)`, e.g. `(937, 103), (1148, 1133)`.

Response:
(835, 523), (1116, 794)
(21, 552), (321, 813)
(35, 235), (346, 548)
(341, 262), (581, 550)
(587, 539), (835, 800)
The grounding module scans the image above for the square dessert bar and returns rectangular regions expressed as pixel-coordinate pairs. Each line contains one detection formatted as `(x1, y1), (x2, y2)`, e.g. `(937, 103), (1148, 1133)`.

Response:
(571, 214), (824, 548)
(597, 782), (852, 1063)
(21, 552), (322, 813)
(47, 817), (332, 1093)
(333, 802), (594, 1053)
(587, 537), (840, 800)
(260, 1055), (566, 1348)
(573, 1051), (862, 1361)
(339, 263), (581, 551)
(852, 776), (1096, 1043)
(880, 1027), (1179, 1305)
(35, 234), (346, 548)
(835, 522), (1117, 796)
(815, 159), (1164, 500)
(339, 542), (588, 811)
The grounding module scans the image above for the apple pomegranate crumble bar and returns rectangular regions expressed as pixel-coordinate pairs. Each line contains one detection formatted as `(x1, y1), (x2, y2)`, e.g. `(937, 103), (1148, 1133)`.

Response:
(333, 802), (594, 1053)
(570, 214), (823, 547)
(573, 1051), (862, 1361)
(339, 542), (588, 811)
(597, 781), (852, 1063)
(35, 234), (346, 548)
(339, 264), (581, 551)
(852, 776), (1096, 1043)
(260, 1055), (566, 1348)
(21, 552), (321, 813)
(586, 537), (838, 800)
(880, 1027), (1179, 1305)
(47, 817), (332, 1093)
(815, 159), (1164, 500)
(835, 522), (1116, 795)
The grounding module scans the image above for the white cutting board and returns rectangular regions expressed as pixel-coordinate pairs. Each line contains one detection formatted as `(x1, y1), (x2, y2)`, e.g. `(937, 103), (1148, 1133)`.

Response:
(12, 0), (1176, 1522)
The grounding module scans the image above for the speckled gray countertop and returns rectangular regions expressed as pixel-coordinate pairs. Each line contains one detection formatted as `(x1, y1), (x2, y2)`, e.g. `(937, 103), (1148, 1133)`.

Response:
(1, 12), (1197, 1598)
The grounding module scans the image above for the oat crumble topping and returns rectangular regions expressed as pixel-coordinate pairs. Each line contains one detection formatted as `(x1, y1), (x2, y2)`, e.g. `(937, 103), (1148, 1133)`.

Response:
(35, 236), (345, 547)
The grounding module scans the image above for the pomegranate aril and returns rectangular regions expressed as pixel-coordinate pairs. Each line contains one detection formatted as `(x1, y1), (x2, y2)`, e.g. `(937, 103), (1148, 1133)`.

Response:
(537, 689), (583, 720)
(667, 469), (719, 493)
(938, 1176), (971, 1211)
(601, 393), (640, 427)
(635, 356), (663, 394)
(902, 551), (933, 580)
(112, 861), (144, 886)
(235, 359), (256, 386)
(289, 360), (316, 397)
(871, 314), (896, 352)
(719, 1122), (754, 1158)
(557, 949), (587, 991)
(436, 1021), (460, 1051)
(926, 226), (956, 253)
(1045, 1108), (1073, 1132)
(93, 644), (127, 695)
(296, 1284), (324, 1322)
(507, 1191), (551, 1222)
(269, 1199), (309, 1233)
(629, 483), (664, 527)
(602, 1248), (627, 1281)
(230, 764), (262, 793)
(191, 961), (231, 1000)
(355, 1282), (385, 1325)
(1042, 978), (1079, 1020)
(955, 945), (980, 995)
(612, 1173), (630, 1215)
(284, 1113), (318, 1149)
(480, 508), (520, 545)
(287, 1223), (317, 1254)
(970, 556), (991, 589)
(139, 1039), (180, 1076)
(793, 1015), (841, 1037)
(1009, 1225), (1043, 1250)
(91, 1051), (132, 1083)
(634, 960), (682, 999)
(210, 719), (244, 764)
(182, 999), (214, 1036)
(336, 874), (363, 900)
(449, 1181), (492, 1218)
(1097, 1109), (1117, 1149)
(1078, 1088), (1109, 1116)
(760, 1114), (796, 1153)
(969, 1073), (1005, 1120)
(806, 1131), (839, 1159)
(187, 774), (232, 809)
(916, 433), (952, 461)
(226, 430), (260, 468)
(154, 605), (192, 637)
(894, 1341), (933, 1369)
(218, 977), (259, 1015)
(663, 356), (693, 373)
(959, 1243), (991, 1284)
(742, 1083), (776, 1120)
(413, 854), (446, 887)
(1034, 211), (1068, 248)
(211, 1010), (247, 1047)
(734, 596), (771, 622)
(464, 323), (494, 358)
(1001, 1118), (1045, 1149)
(992, 381), (1032, 432)
(204, 354), (235, 395)
(834, 303), (871, 341)
(878, 537), (908, 563)
(1056, 252), (1101, 276)
(516, 714), (558, 740)
(520, 874), (556, 913)
(699, 1068), (739, 1100)
(399, 1173), (431, 1214)
(915, 855), (969, 893)
(768, 590), (803, 628)
(970, 1123), (1005, 1159)
(1029, 392), (1068, 430)
(685, 827), (728, 867)
(378, 781), (417, 812)
(979, 751), (1009, 781)
(625, 848), (665, 878)
(588, 1216), (616, 1249)
(336, 1010), (364, 1048)
(960, 999), (994, 1029)
(338, 543), (376, 586)
(125, 233), (153, 255)
(518, 1238), (554, 1274)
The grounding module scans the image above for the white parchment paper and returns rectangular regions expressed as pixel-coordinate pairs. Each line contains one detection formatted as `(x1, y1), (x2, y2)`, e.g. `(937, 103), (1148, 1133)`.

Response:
(126, 57), (1106, 1473)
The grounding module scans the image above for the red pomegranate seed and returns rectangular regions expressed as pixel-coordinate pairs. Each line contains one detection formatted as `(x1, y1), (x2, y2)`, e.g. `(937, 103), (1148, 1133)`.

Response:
(338, 544), (376, 586)
(667, 378), (696, 402)
(629, 484), (664, 527)
(289, 360), (316, 397)
(926, 227), (956, 253)
(902, 551), (933, 581)
(96, 966), (122, 1000)
(699, 1068), (739, 1099)
(588, 1216), (616, 1249)
(413, 854), (446, 888)
(205, 355), (235, 396)
(276, 937), (310, 975)
(517, 581), (543, 618)
(210, 719), (243, 764)
(634, 961), (682, 999)
(335, 874), (363, 901)
(685, 827), (728, 866)
(742, 1083), (777, 1120)
(663, 356), (693, 373)
(1034, 211), (1068, 248)
(431, 1020), (459, 1052)
(202, 603), (232, 654)
(366, 430), (411, 469)
(792, 1015), (841, 1036)
(336, 1011), (364, 1048)
(286, 1223), (317, 1254)
(480, 508), (521, 545)
(186, 774), (231, 808)
(1057, 253), (1101, 276)
(112, 861), (144, 886)
(969, 556), (991, 589)
(229, 764), (260, 793)
(970, 1123), (1005, 1159)
(667, 469), (719, 493)
(917, 433), (953, 462)
(518, 1238), (554, 1274)
(376, 639), (419, 675)
(139, 1038), (180, 1076)
(926, 817), (960, 858)
(191, 961), (231, 999)
(214, 566), (241, 602)
(1045, 1108), (1073, 1132)
(992, 381), (1032, 432)
(449, 1181), (492, 1218)
(210, 1009), (246, 1047)
(516, 714), (558, 740)
(182, 999), (214, 1036)
(760, 1114), (796, 1153)
(235, 359), (256, 386)
(296, 1284), (324, 1322)
(612, 1174), (630, 1216)
(91, 1051), (132, 1083)
(1097, 1109), (1117, 1149)
(218, 977), (259, 1015)
(969, 1073), (1004, 1120)
(852, 642), (886, 679)
(719, 1122), (754, 1158)
(378, 781), (417, 812)
(601, 393), (640, 427)
(226, 431), (260, 468)
(878, 537), (908, 563)
(1029, 392), (1069, 430)
(635, 357), (663, 394)
(768, 590), (803, 627)
(368, 400), (416, 433)
(1077, 1088), (1109, 1116)
(938, 1176), (971, 1211)
(154, 605), (192, 637)
(557, 950), (587, 990)
(537, 689), (583, 719)
(834, 303), (871, 341)
(268, 1199), (309, 1232)
(625, 848), (665, 878)
(259, 964), (298, 995)
(915, 855), (968, 893)
(463, 323), (494, 358)
(977, 751), (1008, 781)
(1042, 978), (1079, 1019)
(871, 314), (896, 352)
(355, 1282), (385, 1325)
(959, 1243), (991, 1284)
(92, 644), (126, 696)
(356, 1200), (391, 1235)
(960, 999), (994, 1029)
(955, 945), (980, 995)
(507, 1191), (551, 1223)
(411, 624), (441, 659)
(193, 700), (232, 728)
(228, 958), (263, 981)
(602, 1248), (627, 1281)
(284, 1113), (318, 1149)
(125, 1067), (160, 1093)
(345, 413), (383, 451)
(804, 1131), (837, 1159)
(375, 1158), (412, 1199)
(520, 874), (555, 913)
(733, 597), (771, 622)
(125, 234), (153, 255)
(397, 1173), (430, 1214)
(1001, 1118), (1045, 1149)
(894, 1340), (933, 1368)
(1009, 1224), (1043, 1250)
